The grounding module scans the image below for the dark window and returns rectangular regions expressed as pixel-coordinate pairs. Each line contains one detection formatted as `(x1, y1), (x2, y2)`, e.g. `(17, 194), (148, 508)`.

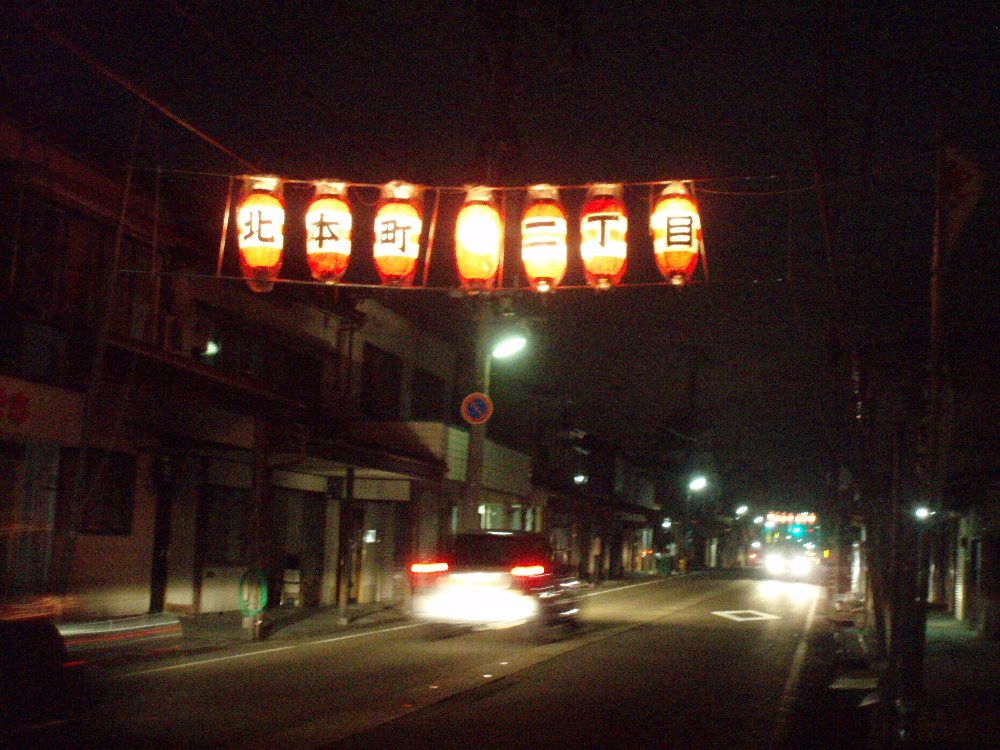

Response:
(360, 343), (402, 419)
(10, 200), (68, 317)
(197, 313), (323, 406)
(110, 235), (158, 343)
(411, 367), (446, 421)
(200, 485), (251, 566)
(57, 449), (136, 535)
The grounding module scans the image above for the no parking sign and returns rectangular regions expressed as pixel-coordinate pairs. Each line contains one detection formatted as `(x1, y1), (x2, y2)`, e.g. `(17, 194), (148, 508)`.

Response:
(460, 392), (493, 424)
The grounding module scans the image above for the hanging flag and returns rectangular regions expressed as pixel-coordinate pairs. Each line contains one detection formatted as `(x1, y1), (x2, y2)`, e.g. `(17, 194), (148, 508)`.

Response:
(943, 147), (984, 246)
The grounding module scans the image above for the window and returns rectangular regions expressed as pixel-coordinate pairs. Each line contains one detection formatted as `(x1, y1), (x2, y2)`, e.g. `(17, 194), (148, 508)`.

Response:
(57, 449), (136, 535)
(477, 503), (505, 530)
(196, 312), (323, 405)
(200, 485), (251, 566)
(8, 200), (68, 317)
(411, 367), (446, 421)
(360, 343), (402, 419)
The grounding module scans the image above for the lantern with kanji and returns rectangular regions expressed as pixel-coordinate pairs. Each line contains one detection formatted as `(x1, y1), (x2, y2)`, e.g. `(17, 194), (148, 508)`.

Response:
(650, 181), (701, 285)
(455, 186), (503, 291)
(373, 181), (422, 286)
(520, 184), (567, 292)
(305, 181), (352, 283)
(236, 177), (284, 293)
(579, 184), (627, 289)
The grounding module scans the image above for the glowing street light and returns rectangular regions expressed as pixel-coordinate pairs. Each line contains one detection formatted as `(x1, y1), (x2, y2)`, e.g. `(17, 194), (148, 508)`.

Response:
(491, 332), (527, 360)
(464, 312), (530, 531)
(735, 505), (749, 516)
(688, 476), (708, 492)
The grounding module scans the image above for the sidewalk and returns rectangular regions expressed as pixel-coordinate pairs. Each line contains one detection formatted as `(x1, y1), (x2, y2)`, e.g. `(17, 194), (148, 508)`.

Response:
(808, 590), (1000, 750)
(912, 607), (1000, 749)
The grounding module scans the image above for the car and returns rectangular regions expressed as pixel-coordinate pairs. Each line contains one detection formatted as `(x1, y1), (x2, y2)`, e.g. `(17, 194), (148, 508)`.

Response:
(762, 545), (820, 581)
(0, 615), (93, 748)
(409, 531), (584, 638)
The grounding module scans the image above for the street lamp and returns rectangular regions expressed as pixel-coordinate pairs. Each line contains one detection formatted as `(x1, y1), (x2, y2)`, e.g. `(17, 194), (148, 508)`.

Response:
(463, 314), (529, 531)
(688, 475), (708, 492)
(490, 331), (527, 362)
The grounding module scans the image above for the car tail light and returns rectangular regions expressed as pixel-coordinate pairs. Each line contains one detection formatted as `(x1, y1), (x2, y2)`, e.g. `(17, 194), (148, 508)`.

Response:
(510, 564), (545, 577)
(410, 562), (449, 574)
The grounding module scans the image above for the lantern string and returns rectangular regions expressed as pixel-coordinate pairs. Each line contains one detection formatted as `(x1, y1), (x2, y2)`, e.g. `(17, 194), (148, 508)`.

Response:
(422, 188), (442, 288)
(216, 176), (235, 278)
(689, 181), (710, 283)
(498, 190), (507, 289)
(118, 267), (800, 292)
(128, 164), (843, 197)
(14, 7), (261, 174)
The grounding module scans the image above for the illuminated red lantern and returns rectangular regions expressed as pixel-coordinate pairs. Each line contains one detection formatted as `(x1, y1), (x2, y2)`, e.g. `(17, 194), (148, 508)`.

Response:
(650, 181), (701, 285)
(373, 181), (422, 286)
(579, 184), (627, 289)
(520, 184), (567, 293)
(236, 177), (284, 293)
(305, 181), (352, 283)
(455, 186), (502, 291)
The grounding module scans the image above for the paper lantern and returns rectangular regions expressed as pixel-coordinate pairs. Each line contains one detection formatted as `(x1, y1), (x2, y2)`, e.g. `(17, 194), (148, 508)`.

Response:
(520, 184), (567, 292)
(373, 181), (422, 286)
(579, 184), (627, 289)
(305, 181), (352, 283)
(651, 181), (701, 285)
(455, 186), (502, 291)
(236, 177), (284, 293)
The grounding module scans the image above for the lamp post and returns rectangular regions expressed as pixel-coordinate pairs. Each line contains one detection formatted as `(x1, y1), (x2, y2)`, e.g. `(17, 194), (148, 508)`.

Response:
(463, 303), (527, 531)
(685, 475), (709, 570)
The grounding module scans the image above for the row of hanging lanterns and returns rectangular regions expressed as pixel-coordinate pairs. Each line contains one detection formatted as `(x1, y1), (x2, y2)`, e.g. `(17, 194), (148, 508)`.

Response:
(235, 177), (702, 293)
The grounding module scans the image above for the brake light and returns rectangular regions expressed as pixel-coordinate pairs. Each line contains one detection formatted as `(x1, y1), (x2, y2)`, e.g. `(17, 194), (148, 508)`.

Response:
(510, 565), (545, 577)
(410, 562), (449, 574)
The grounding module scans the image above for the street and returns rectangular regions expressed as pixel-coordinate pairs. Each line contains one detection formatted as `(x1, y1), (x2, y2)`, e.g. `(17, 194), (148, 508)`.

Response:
(85, 572), (821, 749)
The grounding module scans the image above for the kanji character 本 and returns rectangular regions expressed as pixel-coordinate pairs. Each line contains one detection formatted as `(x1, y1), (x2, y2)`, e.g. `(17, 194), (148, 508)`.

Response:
(310, 213), (342, 248)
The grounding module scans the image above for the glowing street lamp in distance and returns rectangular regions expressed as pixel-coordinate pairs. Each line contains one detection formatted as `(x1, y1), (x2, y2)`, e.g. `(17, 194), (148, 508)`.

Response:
(735, 505), (748, 516)
(491, 333), (527, 359)
(688, 476), (708, 492)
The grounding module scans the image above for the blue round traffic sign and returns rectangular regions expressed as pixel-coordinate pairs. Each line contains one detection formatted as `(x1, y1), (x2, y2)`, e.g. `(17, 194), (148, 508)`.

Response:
(460, 392), (494, 424)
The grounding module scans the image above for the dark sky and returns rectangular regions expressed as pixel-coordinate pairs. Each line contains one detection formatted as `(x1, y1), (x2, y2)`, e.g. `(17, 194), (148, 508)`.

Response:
(3, 2), (997, 510)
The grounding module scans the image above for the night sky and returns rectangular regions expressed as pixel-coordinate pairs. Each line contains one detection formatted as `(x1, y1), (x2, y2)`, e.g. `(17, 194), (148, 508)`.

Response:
(3, 2), (997, 510)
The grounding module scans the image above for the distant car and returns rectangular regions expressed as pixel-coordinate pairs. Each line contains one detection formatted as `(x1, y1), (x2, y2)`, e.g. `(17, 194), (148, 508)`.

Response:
(762, 546), (820, 580)
(409, 531), (584, 638)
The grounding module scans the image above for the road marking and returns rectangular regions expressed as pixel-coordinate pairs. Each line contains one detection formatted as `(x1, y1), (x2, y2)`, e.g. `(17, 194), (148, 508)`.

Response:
(107, 576), (688, 680)
(770, 584), (819, 746)
(712, 609), (781, 622)
(106, 622), (423, 679)
(580, 577), (668, 598)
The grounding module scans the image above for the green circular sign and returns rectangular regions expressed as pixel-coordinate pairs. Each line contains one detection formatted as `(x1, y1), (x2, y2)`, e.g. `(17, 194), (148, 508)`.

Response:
(238, 567), (268, 616)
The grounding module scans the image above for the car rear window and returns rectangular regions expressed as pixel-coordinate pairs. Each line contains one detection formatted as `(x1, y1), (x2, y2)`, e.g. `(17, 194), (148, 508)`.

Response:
(451, 534), (551, 568)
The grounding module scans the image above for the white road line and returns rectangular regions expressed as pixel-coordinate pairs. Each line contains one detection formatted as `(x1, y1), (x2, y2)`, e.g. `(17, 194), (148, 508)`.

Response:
(580, 577), (669, 598)
(770, 585), (820, 746)
(109, 577), (679, 679)
(108, 623), (423, 678)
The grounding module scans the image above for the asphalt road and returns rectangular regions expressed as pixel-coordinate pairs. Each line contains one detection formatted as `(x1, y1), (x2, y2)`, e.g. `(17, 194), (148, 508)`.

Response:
(85, 572), (821, 749)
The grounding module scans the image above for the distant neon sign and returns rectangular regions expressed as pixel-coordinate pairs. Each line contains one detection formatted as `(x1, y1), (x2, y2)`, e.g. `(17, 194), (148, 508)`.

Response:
(766, 511), (817, 525)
